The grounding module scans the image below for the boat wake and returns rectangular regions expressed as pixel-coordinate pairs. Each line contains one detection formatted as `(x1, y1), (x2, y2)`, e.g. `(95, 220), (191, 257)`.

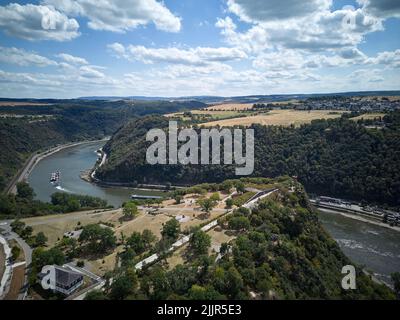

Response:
(55, 185), (71, 193)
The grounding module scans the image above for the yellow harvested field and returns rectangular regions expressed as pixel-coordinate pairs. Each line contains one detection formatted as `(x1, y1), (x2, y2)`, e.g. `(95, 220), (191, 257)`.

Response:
(166, 109), (243, 119)
(268, 99), (301, 105)
(205, 103), (254, 111)
(22, 209), (120, 246)
(350, 113), (386, 121)
(201, 109), (347, 127)
(205, 100), (299, 111)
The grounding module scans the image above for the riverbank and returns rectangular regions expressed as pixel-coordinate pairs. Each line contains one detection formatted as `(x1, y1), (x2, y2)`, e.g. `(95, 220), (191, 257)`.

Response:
(82, 175), (186, 192)
(317, 207), (400, 233)
(81, 171), (175, 193)
(28, 142), (168, 207)
(6, 138), (109, 195)
(83, 154), (187, 192)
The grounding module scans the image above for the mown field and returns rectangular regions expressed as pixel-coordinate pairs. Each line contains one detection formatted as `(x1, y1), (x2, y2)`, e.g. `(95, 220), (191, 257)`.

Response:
(205, 103), (254, 111)
(201, 109), (347, 127)
(350, 113), (386, 121)
(167, 109), (250, 121)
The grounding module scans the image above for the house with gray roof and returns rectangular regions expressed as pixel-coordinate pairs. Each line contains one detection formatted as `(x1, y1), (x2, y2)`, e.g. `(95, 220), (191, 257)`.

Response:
(38, 265), (84, 296)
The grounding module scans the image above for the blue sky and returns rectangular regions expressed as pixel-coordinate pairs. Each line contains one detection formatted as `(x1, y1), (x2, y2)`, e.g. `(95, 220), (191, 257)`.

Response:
(0, 0), (399, 98)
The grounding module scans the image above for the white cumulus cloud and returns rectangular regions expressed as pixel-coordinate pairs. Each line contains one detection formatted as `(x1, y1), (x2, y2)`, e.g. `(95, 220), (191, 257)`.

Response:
(108, 43), (247, 65)
(43, 0), (181, 33)
(0, 46), (58, 67)
(358, 0), (400, 18)
(57, 53), (88, 65)
(226, 0), (332, 22)
(217, 6), (382, 53)
(0, 3), (79, 41)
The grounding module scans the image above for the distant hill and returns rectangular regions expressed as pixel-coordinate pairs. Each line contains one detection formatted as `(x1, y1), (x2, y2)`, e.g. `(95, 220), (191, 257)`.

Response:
(78, 95), (225, 103)
(2, 91), (400, 105)
(78, 91), (400, 104)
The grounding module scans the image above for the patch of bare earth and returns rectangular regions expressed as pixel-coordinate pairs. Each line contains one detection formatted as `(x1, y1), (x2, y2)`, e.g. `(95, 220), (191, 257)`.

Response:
(4, 265), (25, 300)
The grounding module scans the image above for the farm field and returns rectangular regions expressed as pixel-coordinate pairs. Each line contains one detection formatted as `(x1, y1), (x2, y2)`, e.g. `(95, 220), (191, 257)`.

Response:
(205, 100), (300, 111)
(205, 103), (254, 111)
(167, 109), (250, 121)
(350, 113), (386, 121)
(192, 110), (243, 119)
(201, 109), (347, 127)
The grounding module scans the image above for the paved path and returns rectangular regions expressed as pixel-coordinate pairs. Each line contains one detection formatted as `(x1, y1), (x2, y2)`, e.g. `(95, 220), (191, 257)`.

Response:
(0, 235), (12, 299)
(243, 188), (278, 209)
(0, 221), (33, 300)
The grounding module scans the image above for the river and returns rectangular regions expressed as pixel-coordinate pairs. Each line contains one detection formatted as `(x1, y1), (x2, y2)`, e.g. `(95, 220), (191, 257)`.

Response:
(318, 210), (400, 286)
(28, 141), (166, 208)
(28, 141), (400, 286)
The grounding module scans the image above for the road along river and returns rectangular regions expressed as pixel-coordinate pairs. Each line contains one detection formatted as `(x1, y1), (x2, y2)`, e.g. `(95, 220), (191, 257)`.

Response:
(27, 141), (400, 286)
(28, 141), (166, 208)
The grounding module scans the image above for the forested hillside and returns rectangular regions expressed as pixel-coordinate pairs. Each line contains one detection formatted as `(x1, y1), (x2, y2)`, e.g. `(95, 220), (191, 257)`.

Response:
(0, 100), (204, 191)
(96, 112), (400, 208)
(93, 178), (395, 300)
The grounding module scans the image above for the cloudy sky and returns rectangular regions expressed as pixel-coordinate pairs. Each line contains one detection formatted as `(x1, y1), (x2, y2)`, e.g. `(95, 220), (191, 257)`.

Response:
(0, 0), (399, 98)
